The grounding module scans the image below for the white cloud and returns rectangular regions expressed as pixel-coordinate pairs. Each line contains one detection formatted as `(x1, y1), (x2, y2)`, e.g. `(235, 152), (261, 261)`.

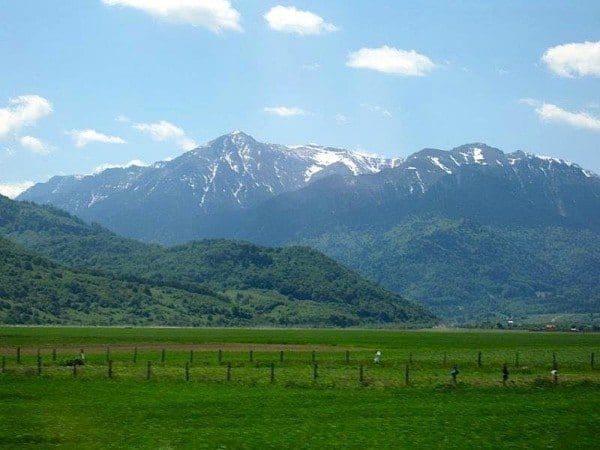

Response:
(0, 181), (35, 199)
(115, 114), (131, 123)
(179, 137), (198, 151)
(347, 46), (435, 76)
(132, 120), (197, 150)
(263, 106), (307, 117)
(362, 104), (392, 118)
(133, 120), (185, 140)
(102, 0), (241, 32)
(524, 99), (600, 131)
(68, 129), (127, 147)
(92, 159), (148, 174)
(542, 41), (600, 77)
(19, 136), (50, 155)
(0, 95), (52, 138)
(264, 5), (337, 35)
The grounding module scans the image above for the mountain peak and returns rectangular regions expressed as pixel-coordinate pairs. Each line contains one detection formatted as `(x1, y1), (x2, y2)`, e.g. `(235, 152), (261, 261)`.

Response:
(228, 130), (251, 138)
(448, 143), (505, 166)
(209, 130), (258, 148)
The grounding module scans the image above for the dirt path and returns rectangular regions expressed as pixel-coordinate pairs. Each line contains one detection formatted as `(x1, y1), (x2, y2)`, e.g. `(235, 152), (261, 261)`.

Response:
(1, 342), (370, 355)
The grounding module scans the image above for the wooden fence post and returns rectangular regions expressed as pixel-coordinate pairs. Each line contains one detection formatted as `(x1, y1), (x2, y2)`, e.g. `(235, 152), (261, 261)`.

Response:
(312, 363), (318, 381)
(52, 348), (57, 362)
(249, 350), (253, 362)
(218, 349), (222, 364)
(270, 362), (275, 383)
(146, 361), (152, 380)
(359, 364), (364, 383)
(133, 347), (137, 364)
(279, 350), (284, 363)
(477, 351), (482, 368)
(552, 353), (558, 370)
(226, 363), (231, 381)
(405, 364), (410, 386)
(189, 350), (194, 364)
(161, 349), (166, 364)
(16, 347), (21, 364)
(37, 356), (42, 376)
(185, 362), (190, 381)
(345, 350), (350, 364)
(108, 360), (113, 379)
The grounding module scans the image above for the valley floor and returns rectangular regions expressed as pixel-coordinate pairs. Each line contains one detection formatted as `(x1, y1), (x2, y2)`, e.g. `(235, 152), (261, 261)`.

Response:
(1, 327), (599, 448)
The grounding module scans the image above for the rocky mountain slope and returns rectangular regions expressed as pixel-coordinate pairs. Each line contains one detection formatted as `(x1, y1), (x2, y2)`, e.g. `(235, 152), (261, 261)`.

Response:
(219, 143), (599, 243)
(19, 131), (400, 242)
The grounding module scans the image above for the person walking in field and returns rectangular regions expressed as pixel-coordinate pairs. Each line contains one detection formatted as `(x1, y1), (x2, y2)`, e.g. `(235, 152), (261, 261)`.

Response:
(374, 351), (381, 364)
(450, 365), (459, 383)
(502, 363), (509, 385)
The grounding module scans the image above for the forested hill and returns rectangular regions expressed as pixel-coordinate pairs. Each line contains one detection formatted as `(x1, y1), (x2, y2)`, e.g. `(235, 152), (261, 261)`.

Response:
(302, 217), (600, 322)
(0, 195), (434, 327)
(0, 236), (230, 326)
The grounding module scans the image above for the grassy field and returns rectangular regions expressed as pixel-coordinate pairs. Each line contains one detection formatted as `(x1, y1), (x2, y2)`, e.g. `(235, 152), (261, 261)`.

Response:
(1, 327), (599, 448)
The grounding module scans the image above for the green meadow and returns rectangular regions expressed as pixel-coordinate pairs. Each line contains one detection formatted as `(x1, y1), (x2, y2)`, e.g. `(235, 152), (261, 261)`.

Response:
(1, 327), (599, 448)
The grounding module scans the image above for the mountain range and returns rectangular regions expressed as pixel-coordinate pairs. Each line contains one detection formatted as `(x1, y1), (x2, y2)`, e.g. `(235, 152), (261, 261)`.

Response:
(18, 132), (600, 322)
(20, 131), (400, 243)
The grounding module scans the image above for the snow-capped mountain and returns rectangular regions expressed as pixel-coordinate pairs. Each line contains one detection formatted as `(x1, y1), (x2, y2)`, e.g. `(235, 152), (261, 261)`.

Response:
(209, 142), (599, 248)
(206, 142), (599, 323)
(13, 137), (600, 322)
(375, 143), (597, 197)
(18, 131), (400, 240)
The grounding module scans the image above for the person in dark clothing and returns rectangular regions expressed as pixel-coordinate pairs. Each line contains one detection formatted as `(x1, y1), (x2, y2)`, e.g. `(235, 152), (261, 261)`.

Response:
(502, 363), (509, 385)
(450, 365), (459, 383)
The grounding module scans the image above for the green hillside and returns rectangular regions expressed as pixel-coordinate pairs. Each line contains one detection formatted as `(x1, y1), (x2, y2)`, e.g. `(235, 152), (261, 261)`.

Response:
(303, 216), (600, 322)
(0, 196), (434, 326)
(0, 236), (233, 326)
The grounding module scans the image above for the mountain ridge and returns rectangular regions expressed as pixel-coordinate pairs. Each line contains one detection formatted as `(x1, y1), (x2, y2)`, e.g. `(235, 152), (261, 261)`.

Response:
(20, 130), (401, 214)
(15, 133), (600, 321)
(19, 134), (598, 245)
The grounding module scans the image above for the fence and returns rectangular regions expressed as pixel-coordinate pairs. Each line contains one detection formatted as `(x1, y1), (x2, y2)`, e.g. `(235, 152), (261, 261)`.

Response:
(1, 347), (598, 388)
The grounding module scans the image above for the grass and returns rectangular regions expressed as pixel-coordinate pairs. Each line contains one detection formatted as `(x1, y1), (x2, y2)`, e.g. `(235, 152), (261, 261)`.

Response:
(0, 326), (599, 448)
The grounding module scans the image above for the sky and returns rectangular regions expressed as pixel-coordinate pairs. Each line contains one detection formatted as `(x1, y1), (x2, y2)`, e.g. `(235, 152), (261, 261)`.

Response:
(1, 0), (599, 197)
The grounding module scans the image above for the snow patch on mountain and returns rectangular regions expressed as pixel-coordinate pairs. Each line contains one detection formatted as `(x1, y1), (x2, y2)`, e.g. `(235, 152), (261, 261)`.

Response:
(286, 143), (401, 181)
(304, 164), (323, 182)
(472, 147), (485, 164)
(429, 156), (452, 174)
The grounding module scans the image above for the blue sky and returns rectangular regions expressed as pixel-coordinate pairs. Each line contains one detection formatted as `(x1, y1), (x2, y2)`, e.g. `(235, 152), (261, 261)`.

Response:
(1, 0), (599, 196)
